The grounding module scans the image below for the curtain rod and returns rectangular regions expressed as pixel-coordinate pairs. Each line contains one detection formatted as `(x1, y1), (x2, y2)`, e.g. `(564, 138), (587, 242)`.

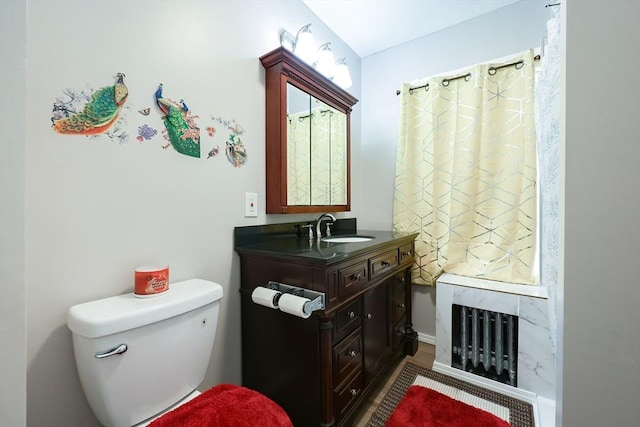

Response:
(442, 72), (471, 86)
(545, 3), (560, 7)
(488, 59), (523, 75)
(396, 58), (531, 96)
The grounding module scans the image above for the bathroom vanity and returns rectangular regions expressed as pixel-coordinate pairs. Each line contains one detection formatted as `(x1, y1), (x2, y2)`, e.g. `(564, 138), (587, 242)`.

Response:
(234, 220), (418, 427)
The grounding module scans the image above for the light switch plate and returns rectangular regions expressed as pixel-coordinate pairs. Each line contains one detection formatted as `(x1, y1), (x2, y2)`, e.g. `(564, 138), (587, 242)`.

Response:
(245, 192), (258, 217)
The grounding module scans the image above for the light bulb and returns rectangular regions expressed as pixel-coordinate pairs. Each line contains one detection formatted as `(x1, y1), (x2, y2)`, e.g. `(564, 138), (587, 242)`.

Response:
(315, 43), (336, 78)
(333, 58), (352, 89)
(293, 24), (317, 65)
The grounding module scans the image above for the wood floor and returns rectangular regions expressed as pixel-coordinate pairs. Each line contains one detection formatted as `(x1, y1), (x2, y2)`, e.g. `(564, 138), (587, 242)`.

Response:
(352, 342), (435, 426)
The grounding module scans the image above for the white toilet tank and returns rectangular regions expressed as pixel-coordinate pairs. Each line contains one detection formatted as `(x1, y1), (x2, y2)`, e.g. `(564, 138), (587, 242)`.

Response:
(67, 279), (224, 427)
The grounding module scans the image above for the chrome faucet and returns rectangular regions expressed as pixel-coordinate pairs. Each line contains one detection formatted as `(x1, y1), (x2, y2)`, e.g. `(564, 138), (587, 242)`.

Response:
(315, 213), (336, 238)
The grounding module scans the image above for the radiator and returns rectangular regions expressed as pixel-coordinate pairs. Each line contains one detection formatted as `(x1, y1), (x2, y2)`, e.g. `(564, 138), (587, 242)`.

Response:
(451, 304), (518, 386)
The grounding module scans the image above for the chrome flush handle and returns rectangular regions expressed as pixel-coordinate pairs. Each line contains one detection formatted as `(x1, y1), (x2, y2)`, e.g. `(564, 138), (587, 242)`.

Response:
(95, 343), (128, 359)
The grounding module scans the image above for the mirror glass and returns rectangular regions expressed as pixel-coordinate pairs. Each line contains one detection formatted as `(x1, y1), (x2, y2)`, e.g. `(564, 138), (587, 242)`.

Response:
(286, 83), (348, 206)
(260, 47), (357, 214)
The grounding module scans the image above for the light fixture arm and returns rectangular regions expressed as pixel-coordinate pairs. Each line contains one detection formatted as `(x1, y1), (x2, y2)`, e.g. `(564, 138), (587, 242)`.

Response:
(278, 24), (352, 89)
(295, 24), (312, 42)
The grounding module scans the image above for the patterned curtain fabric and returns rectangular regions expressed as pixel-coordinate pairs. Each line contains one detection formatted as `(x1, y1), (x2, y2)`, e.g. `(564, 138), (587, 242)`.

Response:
(393, 50), (538, 286)
(535, 8), (561, 356)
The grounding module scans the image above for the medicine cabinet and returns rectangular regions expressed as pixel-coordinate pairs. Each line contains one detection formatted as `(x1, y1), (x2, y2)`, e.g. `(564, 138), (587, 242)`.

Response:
(260, 47), (358, 214)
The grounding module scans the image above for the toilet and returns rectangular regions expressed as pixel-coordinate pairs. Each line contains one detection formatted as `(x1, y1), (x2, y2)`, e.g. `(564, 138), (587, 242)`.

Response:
(67, 279), (291, 427)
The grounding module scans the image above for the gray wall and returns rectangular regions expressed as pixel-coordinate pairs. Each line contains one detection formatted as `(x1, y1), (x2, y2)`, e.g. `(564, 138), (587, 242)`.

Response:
(0, 0), (27, 425)
(1, 1), (362, 426)
(358, 0), (550, 338)
(559, 0), (640, 425)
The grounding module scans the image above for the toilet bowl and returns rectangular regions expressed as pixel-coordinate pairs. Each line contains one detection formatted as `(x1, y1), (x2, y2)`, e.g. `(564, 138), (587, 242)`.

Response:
(129, 390), (195, 426)
(145, 383), (293, 427)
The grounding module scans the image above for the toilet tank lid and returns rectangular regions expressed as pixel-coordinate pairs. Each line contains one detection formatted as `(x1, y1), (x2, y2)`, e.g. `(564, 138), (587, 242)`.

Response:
(67, 279), (223, 338)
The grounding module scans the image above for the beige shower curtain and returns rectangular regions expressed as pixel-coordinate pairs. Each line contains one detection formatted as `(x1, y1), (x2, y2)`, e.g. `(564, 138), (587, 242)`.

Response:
(393, 50), (537, 286)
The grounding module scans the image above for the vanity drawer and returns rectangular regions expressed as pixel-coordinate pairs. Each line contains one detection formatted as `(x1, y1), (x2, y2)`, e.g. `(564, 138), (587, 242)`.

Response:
(334, 369), (364, 420)
(399, 243), (415, 264)
(333, 328), (363, 386)
(338, 261), (368, 297)
(369, 249), (399, 280)
(333, 298), (362, 342)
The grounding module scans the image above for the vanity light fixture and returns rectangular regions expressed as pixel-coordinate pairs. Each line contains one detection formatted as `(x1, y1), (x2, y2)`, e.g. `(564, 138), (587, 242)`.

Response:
(279, 24), (353, 90)
(315, 43), (336, 78)
(333, 57), (353, 89)
(293, 24), (317, 65)
(280, 24), (317, 65)
(279, 31), (296, 52)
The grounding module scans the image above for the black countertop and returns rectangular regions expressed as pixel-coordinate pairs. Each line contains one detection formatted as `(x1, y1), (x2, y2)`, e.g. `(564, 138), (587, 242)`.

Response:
(234, 220), (418, 265)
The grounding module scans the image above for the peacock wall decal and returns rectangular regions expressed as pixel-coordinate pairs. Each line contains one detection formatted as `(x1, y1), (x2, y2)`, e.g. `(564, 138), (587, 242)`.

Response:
(154, 83), (201, 158)
(51, 73), (128, 135)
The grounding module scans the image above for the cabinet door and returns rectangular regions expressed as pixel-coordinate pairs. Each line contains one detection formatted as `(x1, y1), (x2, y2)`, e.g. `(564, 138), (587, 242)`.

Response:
(362, 281), (392, 384)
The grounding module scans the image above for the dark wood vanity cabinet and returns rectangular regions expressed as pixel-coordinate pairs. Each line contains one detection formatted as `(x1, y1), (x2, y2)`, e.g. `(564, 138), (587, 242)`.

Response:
(237, 236), (418, 427)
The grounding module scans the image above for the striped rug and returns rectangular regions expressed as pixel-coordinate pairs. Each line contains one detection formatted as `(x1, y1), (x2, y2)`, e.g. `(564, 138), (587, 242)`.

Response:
(365, 362), (534, 427)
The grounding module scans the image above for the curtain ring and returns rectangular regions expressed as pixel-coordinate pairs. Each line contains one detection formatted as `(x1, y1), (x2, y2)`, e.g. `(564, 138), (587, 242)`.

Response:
(488, 67), (497, 75)
(515, 60), (524, 70)
(442, 79), (450, 87)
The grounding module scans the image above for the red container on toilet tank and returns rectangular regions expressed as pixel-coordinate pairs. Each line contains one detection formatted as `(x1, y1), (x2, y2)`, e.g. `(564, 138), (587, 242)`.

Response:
(134, 266), (169, 297)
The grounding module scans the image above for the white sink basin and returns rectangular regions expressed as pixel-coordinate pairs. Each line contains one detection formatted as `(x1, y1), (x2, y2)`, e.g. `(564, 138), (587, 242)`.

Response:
(321, 235), (375, 243)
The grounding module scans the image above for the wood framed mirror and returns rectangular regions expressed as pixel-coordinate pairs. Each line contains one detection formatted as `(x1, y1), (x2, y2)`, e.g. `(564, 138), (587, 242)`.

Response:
(260, 47), (358, 214)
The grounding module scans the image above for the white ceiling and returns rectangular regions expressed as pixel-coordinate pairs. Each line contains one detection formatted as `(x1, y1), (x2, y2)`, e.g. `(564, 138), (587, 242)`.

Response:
(302, 0), (520, 57)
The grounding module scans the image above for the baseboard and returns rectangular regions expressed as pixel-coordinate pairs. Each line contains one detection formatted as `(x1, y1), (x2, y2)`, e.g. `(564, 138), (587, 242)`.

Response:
(417, 332), (435, 345)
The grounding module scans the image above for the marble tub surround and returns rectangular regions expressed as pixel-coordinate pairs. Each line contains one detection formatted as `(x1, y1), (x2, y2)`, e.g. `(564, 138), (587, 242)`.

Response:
(434, 273), (556, 401)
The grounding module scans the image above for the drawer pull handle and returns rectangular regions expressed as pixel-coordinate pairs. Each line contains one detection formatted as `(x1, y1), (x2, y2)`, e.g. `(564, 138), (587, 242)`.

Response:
(397, 303), (406, 309)
(366, 313), (373, 320)
(349, 388), (358, 396)
(348, 311), (356, 319)
(350, 273), (362, 281)
(400, 276), (405, 282)
(348, 350), (357, 358)
(381, 261), (390, 267)
(403, 251), (412, 257)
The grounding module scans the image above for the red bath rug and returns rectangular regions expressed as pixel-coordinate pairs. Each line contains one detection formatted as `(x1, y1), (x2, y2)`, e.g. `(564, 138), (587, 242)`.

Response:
(385, 385), (511, 427)
(149, 384), (293, 427)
